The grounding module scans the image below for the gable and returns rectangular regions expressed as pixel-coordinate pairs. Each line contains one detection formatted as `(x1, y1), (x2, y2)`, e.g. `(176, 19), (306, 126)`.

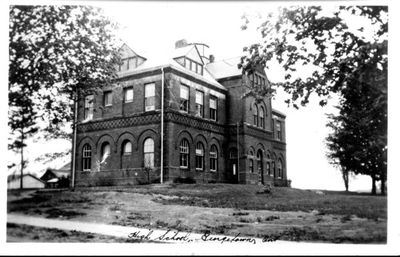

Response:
(185, 46), (204, 65)
(120, 43), (141, 59)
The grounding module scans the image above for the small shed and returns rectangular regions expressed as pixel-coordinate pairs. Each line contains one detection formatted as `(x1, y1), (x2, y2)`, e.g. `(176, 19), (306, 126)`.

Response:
(7, 174), (46, 189)
(40, 163), (71, 188)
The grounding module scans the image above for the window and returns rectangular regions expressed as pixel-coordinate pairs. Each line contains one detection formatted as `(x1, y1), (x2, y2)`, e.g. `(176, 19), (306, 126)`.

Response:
(195, 91), (204, 117)
(210, 145), (218, 172)
(277, 159), (283, 178)
(185, 58), (191, 70)
(104, 91), (112, 106)
(84, 95), (94, 121)
(180, 85), (189, 112)
(145, 83), (155, 111)
(144, 138), (154, 168)
(259, 107), (265, 129)
(209, 96), (217, 121)
(249, 150), (254, 173)
(191, 61), (197, 73)
(253, 104), (258, 126)
(82, 144), (92, 171)
(266, 162), (271, 176)
(122, 141), (132, 155)
(101, 143), (111, 163)
(195, 142), (204, 170)
(180, 139), (189, 168)
(277, 121), (282, 140)
(124, 88), (134, 103)
(257, 150), (263, 174)
(272, 161), (276, 177)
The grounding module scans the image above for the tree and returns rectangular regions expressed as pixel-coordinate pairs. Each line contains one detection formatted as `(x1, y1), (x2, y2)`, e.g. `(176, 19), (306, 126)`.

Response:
(9, 5), (121, 184)
(240, 6), (387, 194)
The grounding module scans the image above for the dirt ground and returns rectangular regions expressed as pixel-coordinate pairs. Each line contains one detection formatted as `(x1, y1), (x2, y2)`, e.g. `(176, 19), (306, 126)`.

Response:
(7, 185), (387, 243)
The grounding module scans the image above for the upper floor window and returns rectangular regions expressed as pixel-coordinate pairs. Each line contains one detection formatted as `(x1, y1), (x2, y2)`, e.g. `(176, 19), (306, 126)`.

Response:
(253, 104), (258, 126)
(195, 142), (204, 171)
(179, 139), (189, 168)
(144, 138), (154, 168)
(276, 121), (282, 141)
(84, 95), (94, 121)
(104, 91), (112, 107)
(210, 145), (218, 172)
(124, 87), (134, 103)
(209, 96), (217, 121)
(195, 90), (204, 118)
(184, 58), (203, 75)
(145, 83), (155, 111)
(82, 144), (92, 171)
(122, 141), (132, 155)
(259, 106), (265, 129)
(180, 85), (189, 112)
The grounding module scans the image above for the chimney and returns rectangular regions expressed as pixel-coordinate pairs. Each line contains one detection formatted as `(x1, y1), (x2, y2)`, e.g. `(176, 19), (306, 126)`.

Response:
(209, 54), (215, 63)
(175, 39), (188, 49)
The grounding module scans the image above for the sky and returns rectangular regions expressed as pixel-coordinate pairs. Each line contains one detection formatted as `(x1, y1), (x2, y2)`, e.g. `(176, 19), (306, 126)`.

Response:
(5, 1), (391, 192)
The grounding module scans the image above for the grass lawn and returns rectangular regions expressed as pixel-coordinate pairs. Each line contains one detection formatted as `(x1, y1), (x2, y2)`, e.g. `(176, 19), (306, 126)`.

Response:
(6, 223), (144, 243)
(7, 184), (387, 243)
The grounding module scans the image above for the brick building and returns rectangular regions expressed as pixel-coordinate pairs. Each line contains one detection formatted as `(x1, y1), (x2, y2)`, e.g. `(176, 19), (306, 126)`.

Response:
(74, 40), (289, 187)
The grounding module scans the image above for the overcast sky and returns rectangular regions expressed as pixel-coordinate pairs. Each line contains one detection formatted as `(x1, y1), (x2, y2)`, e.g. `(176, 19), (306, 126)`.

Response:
(6, 1), (393, 191)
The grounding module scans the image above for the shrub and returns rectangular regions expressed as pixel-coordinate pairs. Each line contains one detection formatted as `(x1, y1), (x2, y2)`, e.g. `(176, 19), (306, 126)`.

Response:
(173, 177), (196, 184)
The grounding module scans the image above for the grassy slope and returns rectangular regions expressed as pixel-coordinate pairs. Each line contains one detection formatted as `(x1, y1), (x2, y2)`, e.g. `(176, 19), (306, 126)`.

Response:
(7, 184), (387, 243)
(104, 184), (387, 219)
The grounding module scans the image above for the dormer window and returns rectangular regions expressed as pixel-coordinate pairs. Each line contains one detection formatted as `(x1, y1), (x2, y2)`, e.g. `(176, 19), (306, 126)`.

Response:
(249, 73), (266, 86)
(181, 57), (203, 75)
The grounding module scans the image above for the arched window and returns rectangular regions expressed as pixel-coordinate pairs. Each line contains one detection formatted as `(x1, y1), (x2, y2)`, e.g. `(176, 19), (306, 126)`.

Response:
(248, 150), (254, 173)
(144, 138), (154, 168)
(179, 139), (189, 168)
(195, 142), (204, 170)
(266, 153), (271, 176)
(122, 141), (132, 155)
(101, 142), (111, 163)
(253, 104), (258, 126)
(277, 159), (283, 178)
(210, 145), (218, 172)
(259, 106), (265, 129)
(82, 144), (92, 171)
(257, 150), (263, 174)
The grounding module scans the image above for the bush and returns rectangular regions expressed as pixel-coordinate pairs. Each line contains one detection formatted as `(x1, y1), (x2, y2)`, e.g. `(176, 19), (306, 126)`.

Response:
(173, 177), (196, 184)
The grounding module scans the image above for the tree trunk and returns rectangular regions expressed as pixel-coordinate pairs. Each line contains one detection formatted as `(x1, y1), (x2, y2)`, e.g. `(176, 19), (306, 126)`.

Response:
(381, 178), (386, 195)
(342, 170), (349, 192)
(371, 175), (376, 195)
(20, 131), (24, 189)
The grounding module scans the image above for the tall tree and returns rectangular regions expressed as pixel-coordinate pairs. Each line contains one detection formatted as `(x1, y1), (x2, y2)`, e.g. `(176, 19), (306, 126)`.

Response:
(240, 6), (387, 194)
(9, 5), (121, 184)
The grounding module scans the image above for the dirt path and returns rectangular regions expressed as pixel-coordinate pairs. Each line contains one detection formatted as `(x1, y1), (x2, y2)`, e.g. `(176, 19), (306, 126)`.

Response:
(7, 213), (267, 244)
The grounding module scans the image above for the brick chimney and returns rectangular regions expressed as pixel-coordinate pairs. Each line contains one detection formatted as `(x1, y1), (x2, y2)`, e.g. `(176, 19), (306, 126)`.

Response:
(175, 39), (188, 49)
(209, 54), (215, 63)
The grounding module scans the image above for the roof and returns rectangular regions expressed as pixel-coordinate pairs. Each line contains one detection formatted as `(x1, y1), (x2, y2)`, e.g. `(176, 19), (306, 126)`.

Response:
(205, 57), (243, 80)
(272, 108), (286, 118)
(7, 173), (45, 183)
(117, 44), (227, 91)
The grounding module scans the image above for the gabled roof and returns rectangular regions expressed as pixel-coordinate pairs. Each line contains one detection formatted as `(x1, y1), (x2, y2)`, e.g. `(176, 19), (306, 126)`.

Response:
(205, 57), (243, 80)
(117, 43), (226, 91)
(119, 43), (147, 60)
(7, 173), (45, 183)
(173, 44), (204, 64)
